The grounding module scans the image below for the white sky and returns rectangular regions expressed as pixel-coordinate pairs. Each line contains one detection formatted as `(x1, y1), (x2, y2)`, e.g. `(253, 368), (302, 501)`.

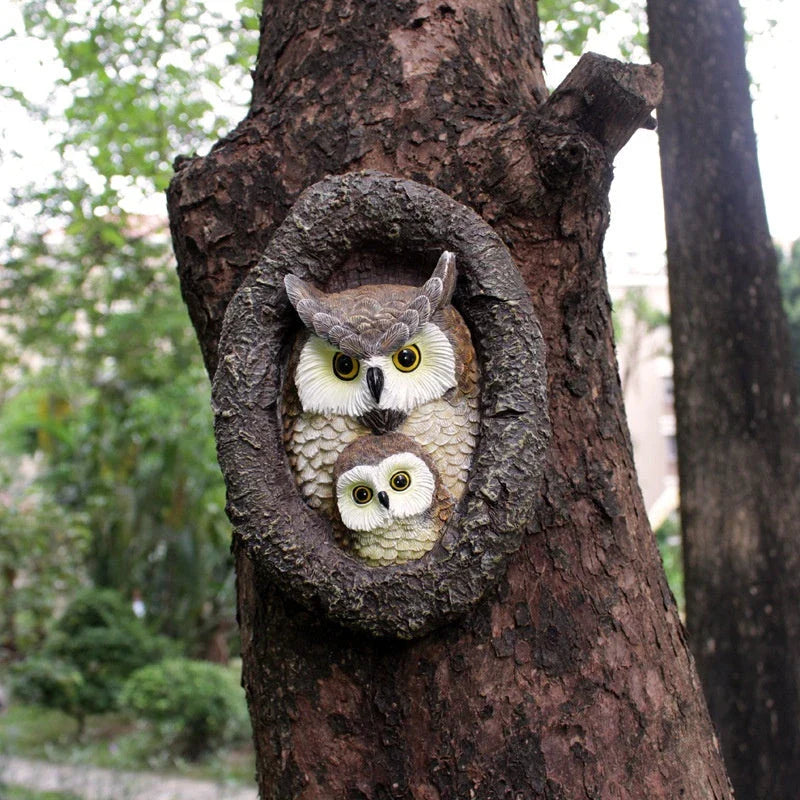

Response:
(1, 1), (798, 275)
(542, 0), (800, 283)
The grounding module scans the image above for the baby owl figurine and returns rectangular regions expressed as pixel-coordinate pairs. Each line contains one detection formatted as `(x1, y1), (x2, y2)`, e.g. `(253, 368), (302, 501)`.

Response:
(282, 252), (480, 524)
(333, 434), (454, 566)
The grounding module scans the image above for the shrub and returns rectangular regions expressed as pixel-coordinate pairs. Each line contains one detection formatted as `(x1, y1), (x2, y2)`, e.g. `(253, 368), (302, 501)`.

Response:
(52, 587), (135, 635)
(9, 657), (84, 720)
(120, 658), (249, 759)
(10, 588), (172, 730)
(48, 589), (170, 711)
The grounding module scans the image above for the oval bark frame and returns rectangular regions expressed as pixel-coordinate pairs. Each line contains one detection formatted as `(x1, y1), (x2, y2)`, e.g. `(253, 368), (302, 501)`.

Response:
(212, 171), (549, 639)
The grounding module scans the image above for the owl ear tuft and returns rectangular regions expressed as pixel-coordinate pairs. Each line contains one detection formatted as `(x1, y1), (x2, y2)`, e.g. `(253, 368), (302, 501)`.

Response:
(421, 251), (457, 311)
(284, 274), (329, 330)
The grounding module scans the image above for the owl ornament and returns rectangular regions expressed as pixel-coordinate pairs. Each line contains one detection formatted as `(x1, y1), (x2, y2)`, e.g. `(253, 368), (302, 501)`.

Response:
(281, 251), (480, 526)
(333, 434), (455, 567)
(212, 171), (549, 638)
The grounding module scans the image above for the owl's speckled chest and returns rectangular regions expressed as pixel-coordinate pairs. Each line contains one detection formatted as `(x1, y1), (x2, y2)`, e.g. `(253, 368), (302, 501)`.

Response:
(349, 514), (439, 567)
(398, 393), (479, 502)
(282, 396), (370, 520)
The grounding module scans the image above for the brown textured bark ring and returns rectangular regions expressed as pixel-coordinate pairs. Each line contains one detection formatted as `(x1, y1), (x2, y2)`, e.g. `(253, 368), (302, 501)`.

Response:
(212, 171), (549, 639)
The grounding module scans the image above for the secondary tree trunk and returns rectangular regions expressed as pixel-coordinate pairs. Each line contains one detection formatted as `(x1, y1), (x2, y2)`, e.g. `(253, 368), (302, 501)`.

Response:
(648, 1), (800, 797)
(168, 3), (731, 797)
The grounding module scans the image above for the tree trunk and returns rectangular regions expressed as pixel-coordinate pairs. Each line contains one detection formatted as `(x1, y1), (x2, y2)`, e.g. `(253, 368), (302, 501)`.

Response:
(168, 3), (732, 797)
(648, 1), (800, 797)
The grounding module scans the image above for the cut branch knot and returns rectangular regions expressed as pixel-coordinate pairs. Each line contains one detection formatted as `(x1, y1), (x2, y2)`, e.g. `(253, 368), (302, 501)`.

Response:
(543, 53), (664, 159)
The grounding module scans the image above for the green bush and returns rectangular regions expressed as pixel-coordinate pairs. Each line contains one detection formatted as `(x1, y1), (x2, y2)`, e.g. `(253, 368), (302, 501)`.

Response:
(10, 588), (172, 729)
(120, 658), (249, 759)
(9, 657), (84, 720)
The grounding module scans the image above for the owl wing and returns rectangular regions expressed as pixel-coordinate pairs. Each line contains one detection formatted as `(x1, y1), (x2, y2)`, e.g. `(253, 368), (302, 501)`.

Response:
(433, 479), (456, 529)
(440, 305), (480, 404)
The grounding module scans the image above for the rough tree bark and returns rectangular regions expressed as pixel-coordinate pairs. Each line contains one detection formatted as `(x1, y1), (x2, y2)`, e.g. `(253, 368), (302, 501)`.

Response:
(168, 3), (732, 797)
(648, 1), (800, 797)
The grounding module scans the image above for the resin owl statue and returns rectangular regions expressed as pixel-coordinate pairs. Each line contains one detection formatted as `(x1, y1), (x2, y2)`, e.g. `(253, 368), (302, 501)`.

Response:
(333, 433), (454, 566)
(281, 252), (480, 520)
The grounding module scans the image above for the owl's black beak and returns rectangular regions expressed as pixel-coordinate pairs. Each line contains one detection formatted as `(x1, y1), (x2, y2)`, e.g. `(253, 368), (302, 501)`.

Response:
(367, 366), (384, 403)
(378, 491), (390, 509)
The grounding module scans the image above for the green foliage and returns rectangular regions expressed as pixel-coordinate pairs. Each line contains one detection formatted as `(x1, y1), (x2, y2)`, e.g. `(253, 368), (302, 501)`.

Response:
(0, 471), (90, 656)
(120, 658), (249, 759)
(612, 286), (669, 344)
(0, 0), (261, 657)
(9, 0), (260, 197)
(10, 588), (172, 724)
(0, 700), (255, 783)
(2, 788), (82, 800)
(55, 586), (151, 634)
(538, 0), (648, 60)
(655, 513), (684, 615)
(1, 270), (237, 651)
(0, 703), (80, 754)
(539, 0), (619, 55)
(778, 239), (800, 380)
(8, 657), (85, 720)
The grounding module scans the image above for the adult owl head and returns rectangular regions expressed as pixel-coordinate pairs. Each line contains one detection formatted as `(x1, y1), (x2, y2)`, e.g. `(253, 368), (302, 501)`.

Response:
(284, 252), (461, 420)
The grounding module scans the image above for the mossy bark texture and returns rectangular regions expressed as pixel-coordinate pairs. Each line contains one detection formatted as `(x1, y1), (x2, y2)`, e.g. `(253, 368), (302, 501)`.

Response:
(649, 1), (800, 797)
(168, 3), (732, 797)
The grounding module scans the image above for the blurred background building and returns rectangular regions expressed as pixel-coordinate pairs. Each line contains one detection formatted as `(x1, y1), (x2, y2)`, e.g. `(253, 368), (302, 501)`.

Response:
(609, 260), (678, 530)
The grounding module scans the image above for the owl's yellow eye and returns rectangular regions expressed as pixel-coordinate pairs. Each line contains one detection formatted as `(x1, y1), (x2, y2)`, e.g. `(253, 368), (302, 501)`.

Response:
(332, 352), (360, 381)
(352, 485), (373, 505)
(389, 471), (411, 491)
(392, 344), (421, 373)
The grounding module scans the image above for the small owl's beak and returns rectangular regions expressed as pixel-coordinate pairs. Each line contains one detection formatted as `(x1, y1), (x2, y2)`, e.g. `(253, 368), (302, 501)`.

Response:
(367, 366), (384, 403)
(378, 491), (390, 509)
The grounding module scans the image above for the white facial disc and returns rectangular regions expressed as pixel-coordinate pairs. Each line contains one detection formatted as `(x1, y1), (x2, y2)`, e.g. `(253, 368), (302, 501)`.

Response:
(377, 323), (456, 414)
(377, 452), (435, 519)
(295, 336), (372, 417)
(336, 463), (387, 532)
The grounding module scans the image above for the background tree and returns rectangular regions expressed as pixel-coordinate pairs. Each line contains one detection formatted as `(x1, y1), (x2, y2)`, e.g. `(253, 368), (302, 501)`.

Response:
(168, 3), (731, 797)
(648, 0), (800, 796)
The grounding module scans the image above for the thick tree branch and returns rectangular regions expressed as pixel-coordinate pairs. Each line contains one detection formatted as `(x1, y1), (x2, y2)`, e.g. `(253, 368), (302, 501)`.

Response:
(543, 53), (663, 158)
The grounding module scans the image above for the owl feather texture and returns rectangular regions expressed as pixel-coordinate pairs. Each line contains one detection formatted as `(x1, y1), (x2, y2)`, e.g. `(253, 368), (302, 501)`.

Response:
(281, 252), (480, 563)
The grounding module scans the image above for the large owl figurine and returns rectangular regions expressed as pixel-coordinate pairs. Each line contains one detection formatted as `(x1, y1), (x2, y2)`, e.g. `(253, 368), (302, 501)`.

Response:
(333, 434), (454, 566)
(281, 252), (480, 520)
